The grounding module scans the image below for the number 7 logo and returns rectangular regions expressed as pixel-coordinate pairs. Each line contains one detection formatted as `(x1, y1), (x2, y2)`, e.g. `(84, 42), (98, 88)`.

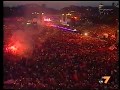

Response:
(102, 76), (111, 84)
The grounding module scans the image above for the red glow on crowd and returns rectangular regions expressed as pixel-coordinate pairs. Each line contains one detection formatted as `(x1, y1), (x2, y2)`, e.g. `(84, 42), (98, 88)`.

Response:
(4, 40), (29, 57)
(7, 45), (17, 53)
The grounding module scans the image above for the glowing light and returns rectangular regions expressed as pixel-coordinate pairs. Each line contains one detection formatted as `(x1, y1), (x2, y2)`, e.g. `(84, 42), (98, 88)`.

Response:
(73, 29), (77, 32)
(62, 14), (64, 15)
(6, 41), (28, 56)
(44, 18), (51, 22)
(67, 24), (69, 26)
(5, 45), (18, 54)
(74, 17), (77, 19)
(42, 13), (44, 15)
(103, 33), (108, 38)
(84, 33), (88, 36)
(9, 46), (17, 53)
(10, 46), (17, 50)
(27, 22), (31, 25)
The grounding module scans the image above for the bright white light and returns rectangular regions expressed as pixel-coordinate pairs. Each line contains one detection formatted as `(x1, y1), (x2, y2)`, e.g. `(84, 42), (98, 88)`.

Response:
(67, 24), (69, 26)
(74, 17), (77, 19)
(44, 18), (51, 21)
(42, 13), (44, 15)
(84, 33), (88, 36)
(27, 22), (31, 25)
(73, 29), (77, 32)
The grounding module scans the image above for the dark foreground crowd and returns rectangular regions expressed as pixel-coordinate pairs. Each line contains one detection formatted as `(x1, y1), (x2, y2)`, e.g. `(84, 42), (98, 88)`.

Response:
(4, 22), (119, 89)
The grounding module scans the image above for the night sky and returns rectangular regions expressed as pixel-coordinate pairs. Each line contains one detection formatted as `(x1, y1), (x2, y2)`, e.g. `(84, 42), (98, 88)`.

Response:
(3, 1), (118, 9)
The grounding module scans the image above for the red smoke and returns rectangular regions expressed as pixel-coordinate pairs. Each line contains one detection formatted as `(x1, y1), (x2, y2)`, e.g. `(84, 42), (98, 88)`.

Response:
(4, 30), (34, 58)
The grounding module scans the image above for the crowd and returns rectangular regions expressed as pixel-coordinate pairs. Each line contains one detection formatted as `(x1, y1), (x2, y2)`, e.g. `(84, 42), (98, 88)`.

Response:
(4, 17), (119, 89)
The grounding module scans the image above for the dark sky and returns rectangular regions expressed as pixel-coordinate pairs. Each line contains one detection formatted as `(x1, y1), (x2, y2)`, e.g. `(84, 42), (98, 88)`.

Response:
(3, 1), (118, 9)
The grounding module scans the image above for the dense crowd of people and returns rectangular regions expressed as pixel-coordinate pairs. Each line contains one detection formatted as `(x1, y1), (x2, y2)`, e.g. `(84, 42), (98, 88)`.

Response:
(3, 17), (119, 89)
